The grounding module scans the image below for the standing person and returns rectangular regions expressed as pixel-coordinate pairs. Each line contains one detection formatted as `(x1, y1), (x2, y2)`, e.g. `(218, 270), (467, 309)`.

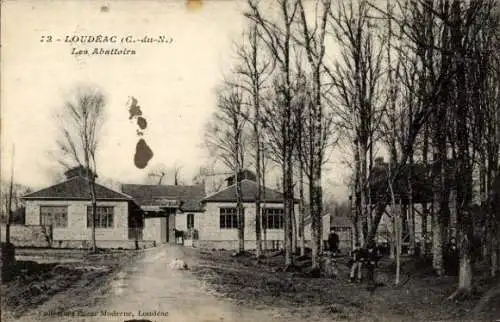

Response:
(349, 243), (363, 283)
(445, 236), (458, 275)
(328, 228), (340, 255)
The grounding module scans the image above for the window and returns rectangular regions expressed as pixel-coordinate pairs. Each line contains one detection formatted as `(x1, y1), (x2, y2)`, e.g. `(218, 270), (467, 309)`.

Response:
(219, 207), (244, 229)
(187, 213), (194, 229)
(263, 208), (284, 229)
(40, 206), (68, 228)
(87, 206), (114, 228)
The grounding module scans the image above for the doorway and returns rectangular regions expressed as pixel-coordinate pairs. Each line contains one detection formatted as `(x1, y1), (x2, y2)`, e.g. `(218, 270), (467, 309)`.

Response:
(160, 217), (168, 243)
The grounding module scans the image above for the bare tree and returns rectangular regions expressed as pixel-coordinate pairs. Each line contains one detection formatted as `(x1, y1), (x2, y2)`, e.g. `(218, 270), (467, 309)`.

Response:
(205, 84), (248, 253)
(246, 0), (300, 268)
(232, 23), (273, 258)
(56, 85), (106, 253)
(3, 145), (15, 245)
(296, 0), (333, 271)
(148, 163), (184, 185)
(192, 164), (230, 193)
(328, 0), (385, 247)
(148, 163), (168, 185)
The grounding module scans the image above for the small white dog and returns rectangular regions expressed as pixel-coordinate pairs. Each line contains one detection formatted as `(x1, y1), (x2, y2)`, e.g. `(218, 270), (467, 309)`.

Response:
(169, 258), (188, 270)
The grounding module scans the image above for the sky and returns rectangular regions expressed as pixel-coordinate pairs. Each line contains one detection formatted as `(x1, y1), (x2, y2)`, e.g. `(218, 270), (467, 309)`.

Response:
(1, 0), (350, 200)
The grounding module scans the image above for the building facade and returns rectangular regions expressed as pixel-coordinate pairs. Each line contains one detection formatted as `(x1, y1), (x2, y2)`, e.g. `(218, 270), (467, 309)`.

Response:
(199, 179), (300, 250)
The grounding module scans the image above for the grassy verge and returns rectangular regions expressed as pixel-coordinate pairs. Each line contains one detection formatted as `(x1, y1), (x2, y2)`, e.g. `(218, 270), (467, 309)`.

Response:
(189, 248), (500, 321)
(1, 248), (143, 320)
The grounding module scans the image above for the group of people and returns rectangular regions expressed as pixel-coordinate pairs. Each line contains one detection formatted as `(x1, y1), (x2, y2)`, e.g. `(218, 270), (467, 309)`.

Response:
(327, 229), (382, 288)
(349, 242), (382, 288)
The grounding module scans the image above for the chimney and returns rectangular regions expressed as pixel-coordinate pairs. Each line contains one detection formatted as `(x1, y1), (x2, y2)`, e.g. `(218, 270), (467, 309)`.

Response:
(225, 169), (256, 186)
(64, 166), (97, 180)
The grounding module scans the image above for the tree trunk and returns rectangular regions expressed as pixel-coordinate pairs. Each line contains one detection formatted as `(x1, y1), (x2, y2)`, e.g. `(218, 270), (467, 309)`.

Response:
(395, 204), (402, 285)
(299, 163), (306, 256)
(359, 142), (369, 245)
(255, 140), (262, 257)
(90, 180), (97, 252)
(252, 25), (263, 256)
(458, 233), (472, 292)
(310, 84), (323, 268)
(389, 176), (401, 284)
(492, 230), (498, 277)
(432, 209), (444, 276)
(6, 147), (15, 245)
(292, 203), (297, 253)
(283, 158), (294, 267)
(422, 118), (430, 257)
(353, 140), (362, 246)
(480, 155), (488, 260)
(408, 193), (416, 255)
(390, 220), (395, 261)
(402, 204), (408, 254)
(310, 178), (323, 270)
(236, 173), (244, 253)
(262, 166), (267, 252)
(421, 209), (428, 257)
(5, 215), (11, 245)
(431, 139), (446, 275)
(255, 198), (262, 257)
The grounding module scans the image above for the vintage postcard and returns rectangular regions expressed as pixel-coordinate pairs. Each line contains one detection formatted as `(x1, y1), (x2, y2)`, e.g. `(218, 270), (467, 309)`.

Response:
(1, 0), (499, 321)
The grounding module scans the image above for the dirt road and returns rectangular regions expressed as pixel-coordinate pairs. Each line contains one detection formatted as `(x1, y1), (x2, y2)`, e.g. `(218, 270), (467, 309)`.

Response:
(19, 245), (289, 322)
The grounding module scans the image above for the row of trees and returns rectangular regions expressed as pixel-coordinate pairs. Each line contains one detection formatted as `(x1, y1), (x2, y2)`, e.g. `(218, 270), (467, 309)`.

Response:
(206, 0), (500, 292)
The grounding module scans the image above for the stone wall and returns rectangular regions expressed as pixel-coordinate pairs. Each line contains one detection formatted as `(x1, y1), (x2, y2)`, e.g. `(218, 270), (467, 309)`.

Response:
(0, 224), (50, 247)
(50, 240), (156, 249)
(0, 224), (156, 249)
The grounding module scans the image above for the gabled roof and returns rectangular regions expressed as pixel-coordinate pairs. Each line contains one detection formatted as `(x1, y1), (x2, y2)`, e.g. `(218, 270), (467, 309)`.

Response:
(21, 176), (132, 201)
(366, 160), (457, 204)
(121, 184), (205, 212)
(203, 179), (295, 203)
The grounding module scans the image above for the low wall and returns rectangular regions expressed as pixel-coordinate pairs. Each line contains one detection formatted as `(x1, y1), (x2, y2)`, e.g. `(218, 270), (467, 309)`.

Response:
(50, 240), (156, 250)
(196, 240), (284, 251)
(195, 239), (352, 253)
(0, 224), (156, 249)
(0, 224), (50, 247)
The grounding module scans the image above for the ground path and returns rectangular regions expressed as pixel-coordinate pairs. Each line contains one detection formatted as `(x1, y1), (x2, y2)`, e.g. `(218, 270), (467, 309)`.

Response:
(19, 245), (296, 322)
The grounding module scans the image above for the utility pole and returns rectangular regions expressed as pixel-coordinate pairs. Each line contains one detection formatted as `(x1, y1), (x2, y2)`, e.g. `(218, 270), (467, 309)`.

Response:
(6, 144), (15, 244)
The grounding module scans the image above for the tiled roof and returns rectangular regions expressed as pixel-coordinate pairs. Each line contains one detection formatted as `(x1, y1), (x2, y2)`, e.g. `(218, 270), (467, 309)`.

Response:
(121, 184), (205, 212)
(21, 176), (132, 201)
(203, 179), (294, 203)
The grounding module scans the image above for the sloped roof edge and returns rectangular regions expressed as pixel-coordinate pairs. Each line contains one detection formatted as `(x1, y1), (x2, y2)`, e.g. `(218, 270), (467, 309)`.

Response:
(21, 176), (133, 200)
